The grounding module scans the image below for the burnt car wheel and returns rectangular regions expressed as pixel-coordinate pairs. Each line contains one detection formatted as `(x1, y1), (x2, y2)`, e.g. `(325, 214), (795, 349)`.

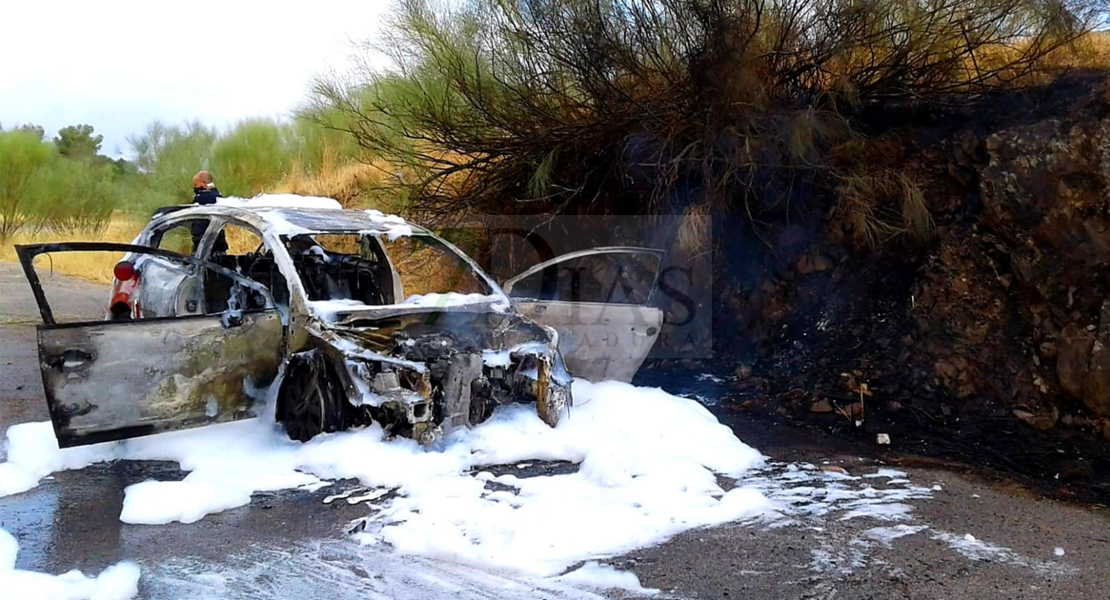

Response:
(278, 353), (347, 442)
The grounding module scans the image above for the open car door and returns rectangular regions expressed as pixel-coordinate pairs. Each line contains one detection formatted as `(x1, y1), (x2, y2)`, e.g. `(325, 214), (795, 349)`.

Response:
(16, 242), (285, 447)
(503, 247), (664, 382)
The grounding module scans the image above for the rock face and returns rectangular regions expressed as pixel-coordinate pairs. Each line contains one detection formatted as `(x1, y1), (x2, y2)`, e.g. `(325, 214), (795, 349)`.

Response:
(710, 75), (1110, 446)
(910, 83), (1110, 420)
(978, 113), (1110, 415)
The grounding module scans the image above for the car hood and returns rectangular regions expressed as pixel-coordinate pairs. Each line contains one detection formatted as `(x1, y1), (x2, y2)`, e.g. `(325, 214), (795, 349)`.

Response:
(316, 305), (556, 359)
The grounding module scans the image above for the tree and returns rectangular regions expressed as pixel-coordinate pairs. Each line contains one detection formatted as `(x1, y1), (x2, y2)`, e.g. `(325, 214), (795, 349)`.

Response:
(16, 124), (46, 141)
(0, 123), (46, 141)
(210, 119), (296, 197)
(311, 0), (1108, 246)
(128, 120), (217, 207)
(0, 130), (54, 239)
(111, 157), (137, 178)
(54, 124), (104, 160)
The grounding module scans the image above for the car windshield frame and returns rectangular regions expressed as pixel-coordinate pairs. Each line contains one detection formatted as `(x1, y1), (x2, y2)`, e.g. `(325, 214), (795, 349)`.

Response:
(275, 229), (508, 313)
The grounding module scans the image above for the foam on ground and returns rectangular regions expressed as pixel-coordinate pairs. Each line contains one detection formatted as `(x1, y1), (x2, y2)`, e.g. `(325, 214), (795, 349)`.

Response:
(0, 527), (140, 600)
(1, 528), (16, 571)
(554, 562), (657, 594)
(0, 421), (120, 497)
(0, 380), (768, 577)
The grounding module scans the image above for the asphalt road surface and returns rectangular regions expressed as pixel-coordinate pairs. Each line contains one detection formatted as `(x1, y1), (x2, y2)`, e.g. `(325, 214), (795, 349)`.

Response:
(1, 261), (1108, 599)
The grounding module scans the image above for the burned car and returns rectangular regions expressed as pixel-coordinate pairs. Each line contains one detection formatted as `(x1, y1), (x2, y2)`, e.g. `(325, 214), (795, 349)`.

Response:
(16, 200), (665, 447)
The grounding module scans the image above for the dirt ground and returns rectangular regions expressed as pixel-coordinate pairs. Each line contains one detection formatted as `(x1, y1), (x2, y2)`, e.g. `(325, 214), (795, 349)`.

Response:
(1, 262), (1108, 599)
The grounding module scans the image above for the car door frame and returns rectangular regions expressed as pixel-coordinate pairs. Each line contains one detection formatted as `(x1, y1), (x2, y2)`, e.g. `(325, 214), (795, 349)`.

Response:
(17, 242), (275, 325)
(502, 246), (665, 383)
(15, 242), (286, 447)
(126, 215), (218, 318)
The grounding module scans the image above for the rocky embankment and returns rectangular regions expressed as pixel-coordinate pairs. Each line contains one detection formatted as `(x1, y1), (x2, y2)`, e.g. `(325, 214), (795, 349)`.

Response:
(686, 73), (1110, 500)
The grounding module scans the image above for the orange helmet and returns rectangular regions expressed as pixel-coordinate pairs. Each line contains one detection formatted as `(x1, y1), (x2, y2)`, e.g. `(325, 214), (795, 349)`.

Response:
(192, 170), (213, 188)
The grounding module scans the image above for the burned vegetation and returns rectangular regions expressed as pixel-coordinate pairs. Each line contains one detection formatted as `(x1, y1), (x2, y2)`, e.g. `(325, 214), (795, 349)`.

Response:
(304, 0), (1110, 495)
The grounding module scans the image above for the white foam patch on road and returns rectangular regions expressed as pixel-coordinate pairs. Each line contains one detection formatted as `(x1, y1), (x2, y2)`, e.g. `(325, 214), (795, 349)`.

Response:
(738, 465), (1074, 582)
(0, 462), (39, 497)
(0, 421), (119, 498)
(121, 481), (253, 525)
(0, 381), (768, 577)
(864, 468), (907, 479)
(0, 528), (17, 571)
(0, 527), (140, 600)
(554, 562), (657, 594)
(736, 462), (934, 524)
(809, 538), (870, 577)
(147, 539), (624, 600)
(863, 524), (930, 546)
(930, 531), (1077, 577)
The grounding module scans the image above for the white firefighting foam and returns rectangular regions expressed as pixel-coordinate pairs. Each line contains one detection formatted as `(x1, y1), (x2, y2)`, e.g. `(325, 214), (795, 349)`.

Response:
(0, 528), (140, 600)
(0, 381), (768, 578)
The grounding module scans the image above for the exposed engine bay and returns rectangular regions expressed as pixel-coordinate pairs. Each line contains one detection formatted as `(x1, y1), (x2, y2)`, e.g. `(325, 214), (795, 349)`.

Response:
(188, 230), (572, 444)
(313, 310), (572, 444)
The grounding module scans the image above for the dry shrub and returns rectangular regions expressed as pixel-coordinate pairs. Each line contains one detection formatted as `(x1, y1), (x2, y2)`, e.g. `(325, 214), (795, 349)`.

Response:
(977, 31), (1110, 78)
(387, 237), (488, 297)
(676, 202), (714, 258)
(310, 0), (1106, 251)
(834, 172), (935, 248)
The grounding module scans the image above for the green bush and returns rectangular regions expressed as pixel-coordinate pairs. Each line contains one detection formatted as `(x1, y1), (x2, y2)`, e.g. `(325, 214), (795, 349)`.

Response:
(210, 119), (297, 197)
(128, 121), (218, 213)
(0, 114), (363, 237)
(0, 129), (55, 239)
(36, 158), (119, 233)
(291, 107), (362, 173)
(0, 129), (119, 239)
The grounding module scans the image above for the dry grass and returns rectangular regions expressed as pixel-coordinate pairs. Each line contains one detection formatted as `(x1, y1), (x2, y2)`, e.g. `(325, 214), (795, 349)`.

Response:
(0, 156), (408, 286)
(310, 232), (483, 297)
(1043, 30), (1110, 69)
(387, 237), (488, 297)
(223, 224), (264, 254)
(675, 202), (713, 258)
(3, 220), (301, 285)
(973, 31), (1110, 82)
(834, 172), (935, 248)
(0, 216), (144, 284)
(272, 160), (395, 210)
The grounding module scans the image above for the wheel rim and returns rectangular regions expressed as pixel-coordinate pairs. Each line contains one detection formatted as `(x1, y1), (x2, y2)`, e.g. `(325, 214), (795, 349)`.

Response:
(284, 362), (327, 442)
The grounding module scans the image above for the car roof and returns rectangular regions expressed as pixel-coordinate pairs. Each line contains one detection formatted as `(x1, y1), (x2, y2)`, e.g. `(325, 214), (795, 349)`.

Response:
(152, 202), (423, 238)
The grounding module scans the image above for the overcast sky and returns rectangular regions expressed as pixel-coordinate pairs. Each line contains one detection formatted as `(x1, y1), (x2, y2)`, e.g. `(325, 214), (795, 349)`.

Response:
(0, 0), (390, 158)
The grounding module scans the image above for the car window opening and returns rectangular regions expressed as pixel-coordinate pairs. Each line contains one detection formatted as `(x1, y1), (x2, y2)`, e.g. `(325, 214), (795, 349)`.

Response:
(206, 225), (289, 311)
(284, 233), (492, 307)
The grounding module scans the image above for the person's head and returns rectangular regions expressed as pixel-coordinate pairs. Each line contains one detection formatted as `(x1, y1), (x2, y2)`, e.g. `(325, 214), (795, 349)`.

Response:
(192, 170), (214, 189)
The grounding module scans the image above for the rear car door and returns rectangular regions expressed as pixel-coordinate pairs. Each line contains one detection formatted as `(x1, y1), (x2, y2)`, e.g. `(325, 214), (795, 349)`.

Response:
(503, 247), (664, 382)
(16, 242), (285, 447)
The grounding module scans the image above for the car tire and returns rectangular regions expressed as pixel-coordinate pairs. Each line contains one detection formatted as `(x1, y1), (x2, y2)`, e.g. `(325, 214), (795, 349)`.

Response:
(277, 352), (347, 442)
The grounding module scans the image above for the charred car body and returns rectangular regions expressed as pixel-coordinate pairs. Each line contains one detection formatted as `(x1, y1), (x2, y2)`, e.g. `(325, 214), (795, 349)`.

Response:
(17, 200), (665, 447)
